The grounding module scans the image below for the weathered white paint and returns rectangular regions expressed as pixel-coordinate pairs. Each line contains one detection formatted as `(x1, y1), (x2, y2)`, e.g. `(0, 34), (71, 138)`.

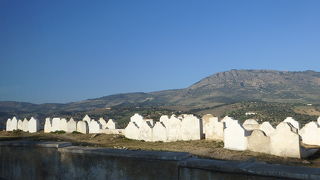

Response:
(259, 122), (275, 136)
(152, 122), (168, 142)
(28, 117), (39, 133)
(44, 118), (52, 133)
(98, 118), (107, 129)
(88, 120), (102, 134)
(66, 118), (77, 133)
(283, 117), (300, 130)
(299, 121), (320, 146)
(124, 121), (140, 140)
(77, 121), (89, 134)
(180, 115), (201, 141)
(242, 119), (260, 131)
(223, 122), (248, 151)
(22, 118), (29, 132)
(106, 119), (117, 129)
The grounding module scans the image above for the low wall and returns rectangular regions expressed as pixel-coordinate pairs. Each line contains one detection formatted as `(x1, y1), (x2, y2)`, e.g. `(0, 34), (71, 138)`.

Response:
(0, 140), (319, 180)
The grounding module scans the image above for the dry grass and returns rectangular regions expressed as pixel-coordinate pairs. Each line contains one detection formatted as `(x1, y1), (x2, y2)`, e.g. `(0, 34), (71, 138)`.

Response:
(0, 131), (319, 168)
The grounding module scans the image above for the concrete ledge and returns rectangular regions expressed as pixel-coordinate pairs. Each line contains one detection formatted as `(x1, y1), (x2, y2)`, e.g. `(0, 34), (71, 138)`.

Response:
(0, 140), (72, 148)
(59, 146), (192, 161)
(179, 157), (320, 180)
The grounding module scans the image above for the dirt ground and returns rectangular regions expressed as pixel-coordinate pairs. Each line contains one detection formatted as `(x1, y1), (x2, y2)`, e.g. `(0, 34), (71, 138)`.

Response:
(0, 130), (319, 168)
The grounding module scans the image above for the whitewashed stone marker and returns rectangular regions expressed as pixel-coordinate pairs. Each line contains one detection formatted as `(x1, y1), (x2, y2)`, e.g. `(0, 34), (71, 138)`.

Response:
(270, 122), (301, 158)
(52, 118), (61, 132)
(152, 122), (168, 142)
(124, 121), (140, 140)
(248, 130), (270, 154)
(44, 118), (52, 133)
(283, 117), (300, 130)
(221, 116), (238, 128)
(130, 113), (144, 128)
(299, 122), (320, 146)
(202, 115), (221, 140)
(211, 118), (224, 141)
(17, 119), (23, 130)
(89, 120), (102, 134)
(317, 117), (320, 126)
(11, 117), (18, 131)
(77, 121), (89, 134)
(98, 118), (107, 129)
(22, 118), (29, 132)
(67, 118), (77, 133)
(6, 119), (12, 131)
(28, 117), (39, 133)
(139, 121), (153, 141)
(223, 122), (248, 151)
(165, 115), (182, 142)
(106, 119), (117, 129)
(59, 118), (68, 132)
(243, 119), (260, 131)
(259, 122), (275, 136)
(181, 115), (201, 141)
(83, 115), (91, 124)
(159, 115), (170, 125)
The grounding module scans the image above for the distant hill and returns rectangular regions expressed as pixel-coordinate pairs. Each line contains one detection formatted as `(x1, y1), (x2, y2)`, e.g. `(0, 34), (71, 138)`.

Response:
(2, 69), (320, 113)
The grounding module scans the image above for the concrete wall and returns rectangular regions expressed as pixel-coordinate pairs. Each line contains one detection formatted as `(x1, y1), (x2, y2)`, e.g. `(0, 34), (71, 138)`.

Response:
(0, 141), (319, 180)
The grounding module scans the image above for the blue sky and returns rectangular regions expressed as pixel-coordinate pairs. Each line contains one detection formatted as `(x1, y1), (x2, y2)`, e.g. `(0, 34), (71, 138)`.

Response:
(1, 0), (320, 103)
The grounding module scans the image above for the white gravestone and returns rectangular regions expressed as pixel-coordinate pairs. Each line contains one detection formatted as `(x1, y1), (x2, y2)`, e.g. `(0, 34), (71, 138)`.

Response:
(270, 122), (301, 158)
(77, 121), (89, 134)
(89, 120), (102, 134)
(299, 122), (320, 146)
(159, 115), (170, 125)
(211, 118), (224, 141)
(22, 118), (29, 132)
(67, 118), (77, 133)
(317, 117), (320, 126)
(242, 119), (260, 131)
(139, 121), (153, 141)
(165, 115), (182, 142)
(221, 116), (238, 128)
(28, 117), (39, 133)
(259, 122), (275, 136)
(124, 121), (140, 140)
(83, 115), (91, 124)
(283, 117), (300, 130)
(98, 118), (107, 129)
(6, 119), (12, 131)
(181, 115), (202, 141)
(152, 122), (168, 142)
(51, 118), (61, 132)
(59, 118), (68, 132)
(17, 119), (23, 130)
(106, 119), (117, 130)
(247, 130), (270, 154)
(202, 115), (220, 140)
(130, 113), (144, 128)
(11, 117), (18, 131)
(223, 122), (248, 151)
(44, 118), (52, 133)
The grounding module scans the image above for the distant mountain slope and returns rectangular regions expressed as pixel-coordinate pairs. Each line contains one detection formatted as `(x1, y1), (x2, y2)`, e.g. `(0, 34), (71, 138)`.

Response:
(2, 69), (320, 113)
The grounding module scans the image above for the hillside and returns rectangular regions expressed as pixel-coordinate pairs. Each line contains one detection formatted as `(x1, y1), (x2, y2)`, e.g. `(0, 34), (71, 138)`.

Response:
(1, 69), (320, 126)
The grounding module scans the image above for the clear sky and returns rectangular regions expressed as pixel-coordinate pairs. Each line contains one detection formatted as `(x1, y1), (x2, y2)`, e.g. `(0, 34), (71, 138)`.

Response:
(1, 0), (320, 104)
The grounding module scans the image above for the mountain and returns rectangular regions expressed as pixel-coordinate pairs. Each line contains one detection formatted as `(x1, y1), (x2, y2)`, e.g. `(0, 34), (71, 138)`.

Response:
(2, 69), (320, 114)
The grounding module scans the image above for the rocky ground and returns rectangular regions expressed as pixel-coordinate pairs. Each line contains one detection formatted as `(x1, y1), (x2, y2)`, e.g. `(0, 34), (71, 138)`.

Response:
(0, 130), (319, 168)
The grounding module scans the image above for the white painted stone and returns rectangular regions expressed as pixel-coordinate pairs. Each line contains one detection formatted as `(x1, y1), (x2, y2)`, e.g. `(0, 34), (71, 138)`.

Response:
(100, 129), (123, 135)
(242, 119), (260, 131)
(88, 120), (102, 134)
(106, 119), (117, 130)
(130, 113), (144, 128)
(59, 118), (68, 132)
(77, 121), (89, 134)
(165, 115), (182, 142)
(124, 121), (140, 140)
(22, 118), (29, 132)
(44, 118), (52, 133)
(317, 117), (320, 126)
(202, 115), (220, 140)
(221, 116), (238, 128)
(223, 122), (248, 151)
(152, 122), (167, 142)
(83, 115), (91, 124)
(17, 119), (23, 130)
(283, 117), (300, 130)
(259, 122), (275, 136)
(139, 121), (153, 141)
(145, 119), (154, 127)
(98, 118), (107, 129)
(247, 130), (270, 154)
(181, 115), (202, 141)
(159, 115), (170, 124)
(11, 117), (18, 131)
(270, 122), (301, 158)
(28, 117), (39, 133)
(6, 119), (12, 131)
(51, 118), (61, 132)
(66, 118), (77, 133)
(299, 122), (320, 146)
